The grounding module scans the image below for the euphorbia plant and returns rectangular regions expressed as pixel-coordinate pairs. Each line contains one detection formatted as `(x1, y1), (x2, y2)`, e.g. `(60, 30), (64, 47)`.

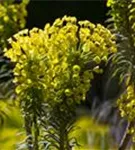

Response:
(0, 0), (28, 48)
(107, 0), (135, 149)
(4, 16), (116, 149)
(0, 0), (29, 100)
(2, 0), (135, 149)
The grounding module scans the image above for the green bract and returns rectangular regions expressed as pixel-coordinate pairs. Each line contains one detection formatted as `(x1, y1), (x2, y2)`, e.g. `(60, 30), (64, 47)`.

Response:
(117, 85), (135, 122)
(4, 16), (117, 107)
(117, 84), (135, 142)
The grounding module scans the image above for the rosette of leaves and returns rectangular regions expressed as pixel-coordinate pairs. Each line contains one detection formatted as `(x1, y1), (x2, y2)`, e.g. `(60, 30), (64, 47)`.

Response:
(107, 0), (135, 149)
(4, 16), (116, 150)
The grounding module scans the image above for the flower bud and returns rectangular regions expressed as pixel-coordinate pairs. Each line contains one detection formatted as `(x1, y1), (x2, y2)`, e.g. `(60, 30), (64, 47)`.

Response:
(65, 89), (72, 96)
(72, 65), (81, 73)
(93, 56), (101, 64)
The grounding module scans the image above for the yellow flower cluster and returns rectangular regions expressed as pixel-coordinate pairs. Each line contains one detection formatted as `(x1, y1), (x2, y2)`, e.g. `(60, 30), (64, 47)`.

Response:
(107, 0), (135, 47)
(4, 16), (117, 106)
(0, 0), (29, 47)
(107, 0), (115, 7)
(117, 84), (135, 121)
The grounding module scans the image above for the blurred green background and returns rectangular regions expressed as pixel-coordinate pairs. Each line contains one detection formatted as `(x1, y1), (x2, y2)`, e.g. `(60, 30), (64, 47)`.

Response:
(0, 101), (114, 150)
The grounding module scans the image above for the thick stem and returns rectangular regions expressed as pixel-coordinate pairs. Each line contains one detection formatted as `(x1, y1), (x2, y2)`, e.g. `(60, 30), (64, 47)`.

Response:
(59, 124), (71, 150)
(24, 115), (33, 150)
(33, 115), (39, 150)
(59, 125), (65, 150)
(65, 134), (72, 150)
(119, 121), (134, 150)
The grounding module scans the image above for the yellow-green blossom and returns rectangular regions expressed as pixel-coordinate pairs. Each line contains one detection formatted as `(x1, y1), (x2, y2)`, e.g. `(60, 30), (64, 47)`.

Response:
(4, 16), (117, 107)
(0, 0), (29, 47)
(117, 84), (135, 121)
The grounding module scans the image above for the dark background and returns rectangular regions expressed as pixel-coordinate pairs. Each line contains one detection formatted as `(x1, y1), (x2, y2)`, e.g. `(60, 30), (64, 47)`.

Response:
(26, 0), (109, 29)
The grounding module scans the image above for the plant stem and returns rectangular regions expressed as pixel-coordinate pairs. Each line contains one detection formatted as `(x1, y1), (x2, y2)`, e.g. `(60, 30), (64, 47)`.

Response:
(59, 124), (72, 150)
(119, 121), (134, 150)
(59, 125), (65, 150)
(65, 130), (71, 150)
(24, 115), (33, 150)
(33, 115), (39, 150)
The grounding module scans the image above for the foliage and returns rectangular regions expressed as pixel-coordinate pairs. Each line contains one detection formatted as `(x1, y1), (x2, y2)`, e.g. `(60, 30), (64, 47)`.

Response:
(0, 0), (29, 100)
(3, 0), (135, 149)
(72, 116), (111, 150)
(0, 0), (29, 48)
(117, 85), (135, 122)
(4, 16), (116, 149)
(0, 101), (24, 150)
(107, 0), (135, 148)
(107, 0), (135, 83)
(0, 0), (28, 149)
